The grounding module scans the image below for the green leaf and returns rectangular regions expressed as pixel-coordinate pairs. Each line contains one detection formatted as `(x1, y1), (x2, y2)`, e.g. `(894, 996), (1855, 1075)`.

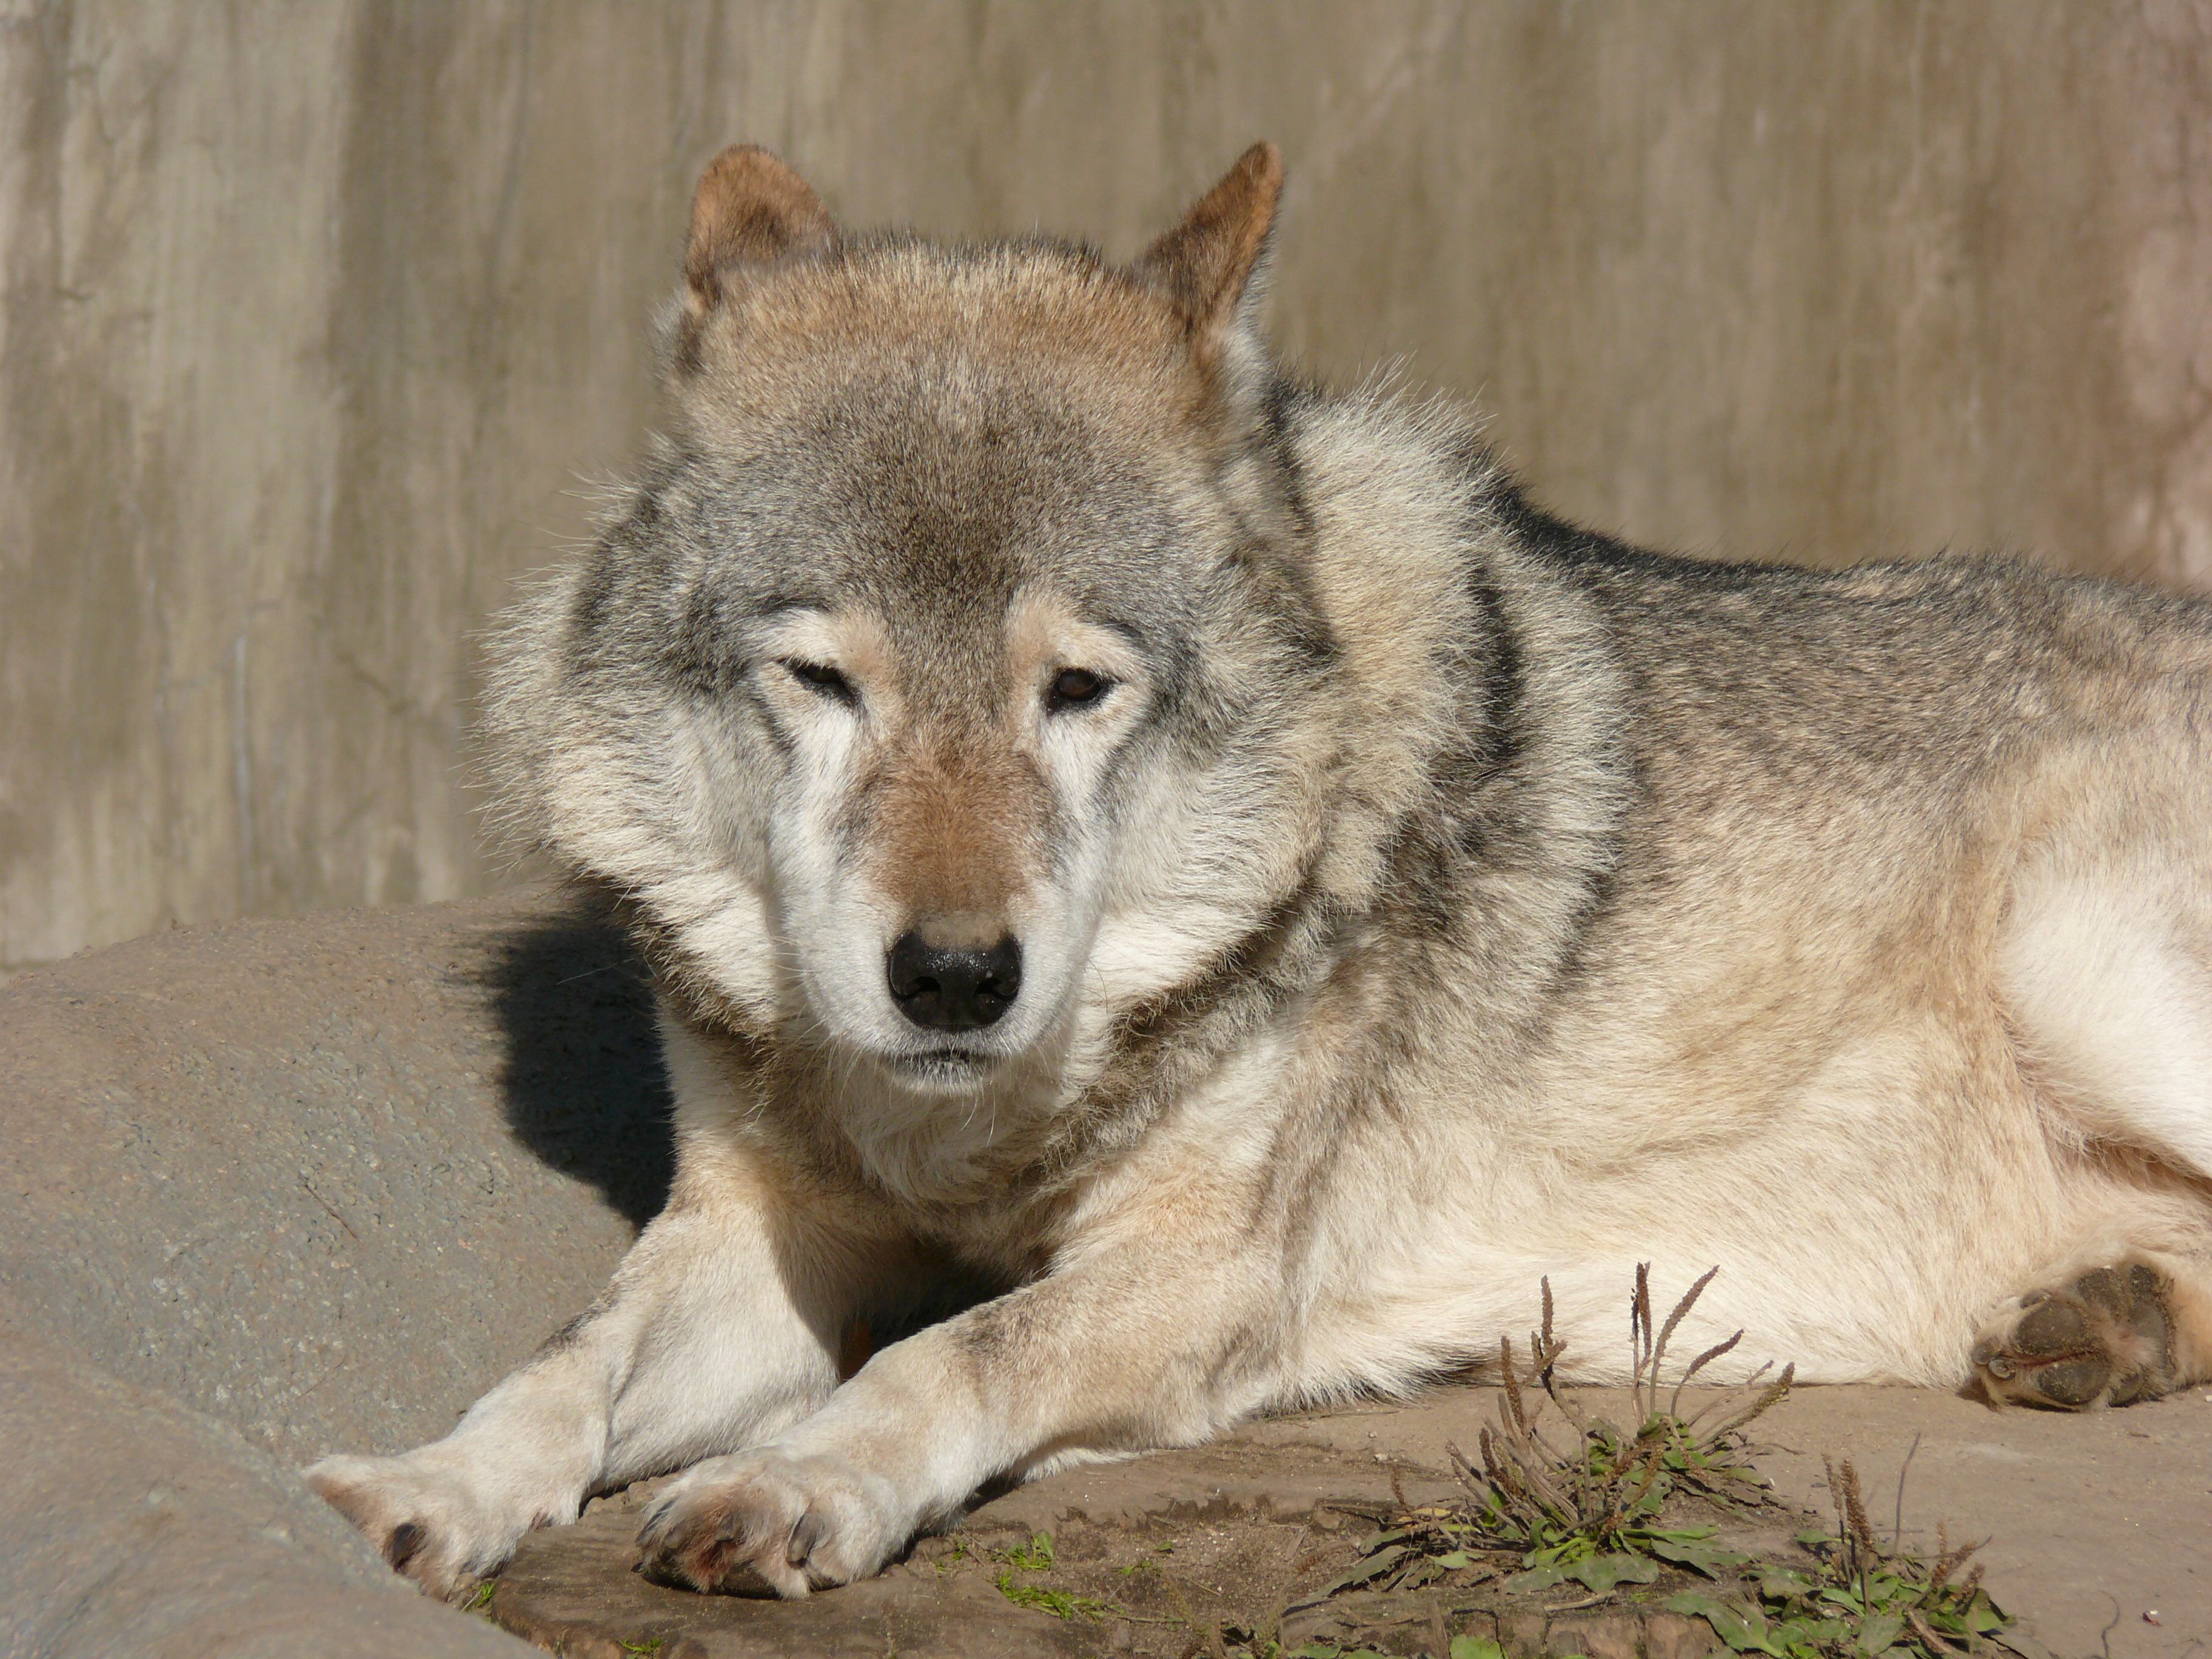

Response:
(1310, 1543), (1407, 1599)
(1965, 1594), (2006, 1634)
(1002, 1530), (1055, 1572)
(994, 1569), (1110, 1621)
(1780, 1617), (1850, 1646)
(1758, 1568), (1816, 1600)
(1570, 1553), (1663, 1592)
(1434, 1550), (1472, 1570)
(1449, 1640), (1506, 1659)
(1389, 1557), (1444, 1591)
(1650, 1536), (1755, 1578)
(1527, 1535), (1598, 1568)
(1854, 1611), (1903, 1655)
(1663, 1591), (1781, 1654)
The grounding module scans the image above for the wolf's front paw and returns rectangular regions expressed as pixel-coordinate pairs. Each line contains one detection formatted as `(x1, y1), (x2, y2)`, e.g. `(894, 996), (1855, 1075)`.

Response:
(304, 1449), (568, 1597)
(1970, 1260), (2179, 1409)
(634, 1448), (907, 1598)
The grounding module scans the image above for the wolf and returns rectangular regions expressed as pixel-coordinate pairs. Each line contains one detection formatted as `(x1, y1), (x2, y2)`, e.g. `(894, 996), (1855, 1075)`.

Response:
(307, 142), (2212, 1600)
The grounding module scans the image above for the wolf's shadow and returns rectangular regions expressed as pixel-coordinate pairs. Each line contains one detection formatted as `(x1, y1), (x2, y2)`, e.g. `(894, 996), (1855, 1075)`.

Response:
(484, 897), (674, 1228)
(481, 893), (1012, 1341)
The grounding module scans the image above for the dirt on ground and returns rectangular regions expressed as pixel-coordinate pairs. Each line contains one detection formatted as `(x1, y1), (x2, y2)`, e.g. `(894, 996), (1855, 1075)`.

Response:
(479, 1379), (2212, 1659)
(487, 1437), (1789, 1659)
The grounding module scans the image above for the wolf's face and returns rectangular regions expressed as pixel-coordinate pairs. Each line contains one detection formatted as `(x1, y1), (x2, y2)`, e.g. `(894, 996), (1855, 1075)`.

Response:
(495, 147), (1332, 1108)
(675, 388), (1240, 1094)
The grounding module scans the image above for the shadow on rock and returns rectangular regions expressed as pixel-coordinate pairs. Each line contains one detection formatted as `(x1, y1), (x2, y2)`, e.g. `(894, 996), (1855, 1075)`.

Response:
(484, 897), (674, 1228)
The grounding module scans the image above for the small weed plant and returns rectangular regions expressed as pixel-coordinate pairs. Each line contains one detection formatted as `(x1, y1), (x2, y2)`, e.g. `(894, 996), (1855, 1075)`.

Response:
(991, 1529), (1116, 1622)
(1671, 1456), (2034, 1659)
(1312, 1267), (1791, 1607)
(1299, 1267), (2047, 1659)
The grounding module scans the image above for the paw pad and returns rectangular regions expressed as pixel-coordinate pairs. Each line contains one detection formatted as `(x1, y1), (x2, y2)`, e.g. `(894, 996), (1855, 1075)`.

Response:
(1971, 1261), (2176, 1409)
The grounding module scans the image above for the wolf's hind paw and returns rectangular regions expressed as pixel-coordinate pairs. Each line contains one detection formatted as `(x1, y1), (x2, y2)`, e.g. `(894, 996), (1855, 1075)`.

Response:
(1969, 1261), (2179, 1409)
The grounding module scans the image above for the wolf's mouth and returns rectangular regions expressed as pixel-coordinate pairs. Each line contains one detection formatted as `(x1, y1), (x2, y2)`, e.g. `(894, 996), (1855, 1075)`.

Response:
(881, 1047), (997, 1084)
(896, 1047), (988, 1067)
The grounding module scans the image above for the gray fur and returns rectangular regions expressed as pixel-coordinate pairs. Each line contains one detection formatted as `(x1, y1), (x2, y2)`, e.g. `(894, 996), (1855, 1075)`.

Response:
(310, 144), (2212, 1601)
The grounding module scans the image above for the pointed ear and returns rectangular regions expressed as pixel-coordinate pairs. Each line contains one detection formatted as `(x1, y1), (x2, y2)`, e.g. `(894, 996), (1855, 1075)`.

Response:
(1134, 142), (1284, 359)
(684, 144), (837, 313)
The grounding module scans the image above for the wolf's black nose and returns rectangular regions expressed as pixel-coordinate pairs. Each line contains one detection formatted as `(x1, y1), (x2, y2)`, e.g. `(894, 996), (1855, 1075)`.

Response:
(886, 930), (1022, 1031)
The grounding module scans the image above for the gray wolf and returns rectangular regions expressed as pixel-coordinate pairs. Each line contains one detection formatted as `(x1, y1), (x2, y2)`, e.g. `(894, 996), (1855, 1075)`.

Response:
(306, 142), (2212, 1598)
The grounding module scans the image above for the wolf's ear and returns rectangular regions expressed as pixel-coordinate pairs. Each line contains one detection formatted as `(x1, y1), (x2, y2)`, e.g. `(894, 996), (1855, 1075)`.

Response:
(684, 144), (837, 313)
(1135, 142), (1284, 363)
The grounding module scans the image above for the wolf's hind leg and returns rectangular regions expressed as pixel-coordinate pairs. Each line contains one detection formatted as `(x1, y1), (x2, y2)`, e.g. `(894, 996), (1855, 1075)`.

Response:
(306, 1173), (895, 1597)
(1997, 800), (2212, 1181)
(1976, 800), (2212, 1405)
(1969, 1250), (2212, 1407)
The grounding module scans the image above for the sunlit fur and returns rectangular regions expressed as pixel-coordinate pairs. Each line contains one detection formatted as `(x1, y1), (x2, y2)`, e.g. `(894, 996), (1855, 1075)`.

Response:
(307, 144), (2212, 1601)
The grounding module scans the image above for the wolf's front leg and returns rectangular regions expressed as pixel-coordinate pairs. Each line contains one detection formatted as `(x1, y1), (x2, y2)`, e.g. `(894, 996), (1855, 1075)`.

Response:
(635, 1201), (1280, 1597)
(306, 1163), (894, 1597)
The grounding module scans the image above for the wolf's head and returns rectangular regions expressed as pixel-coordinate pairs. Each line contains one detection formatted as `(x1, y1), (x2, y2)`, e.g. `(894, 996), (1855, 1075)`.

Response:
(489, 144), (1359, 1131)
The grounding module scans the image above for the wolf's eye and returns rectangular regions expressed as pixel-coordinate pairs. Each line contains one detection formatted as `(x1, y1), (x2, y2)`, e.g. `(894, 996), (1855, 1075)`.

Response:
(1047, 668), (1111, 712)
(780, 659), (856, 704)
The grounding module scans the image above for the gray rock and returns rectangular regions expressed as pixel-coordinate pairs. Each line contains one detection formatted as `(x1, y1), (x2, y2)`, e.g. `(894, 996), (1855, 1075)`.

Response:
(0, 885), (659, 1655)
(0, 1319), (520, 1657)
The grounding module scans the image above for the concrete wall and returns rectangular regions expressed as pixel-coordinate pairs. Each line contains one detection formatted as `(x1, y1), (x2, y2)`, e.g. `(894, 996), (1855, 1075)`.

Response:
(5, 1), (2210, 973)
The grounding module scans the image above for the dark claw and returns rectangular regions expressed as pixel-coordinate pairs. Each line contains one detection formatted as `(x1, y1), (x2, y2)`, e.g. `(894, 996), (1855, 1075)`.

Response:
(788, 1510), (827, 1567)
(386, 1520), (426, 1571)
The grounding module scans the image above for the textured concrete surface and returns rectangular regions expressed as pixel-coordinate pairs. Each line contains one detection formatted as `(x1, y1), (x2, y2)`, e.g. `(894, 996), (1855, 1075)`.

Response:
(7, 2), (2212, 972)
(5, 893), (2209, 1655)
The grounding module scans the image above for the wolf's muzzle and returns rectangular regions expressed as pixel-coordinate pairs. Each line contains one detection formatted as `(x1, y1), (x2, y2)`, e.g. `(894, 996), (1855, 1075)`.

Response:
(886, 930), (1023, 1032)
